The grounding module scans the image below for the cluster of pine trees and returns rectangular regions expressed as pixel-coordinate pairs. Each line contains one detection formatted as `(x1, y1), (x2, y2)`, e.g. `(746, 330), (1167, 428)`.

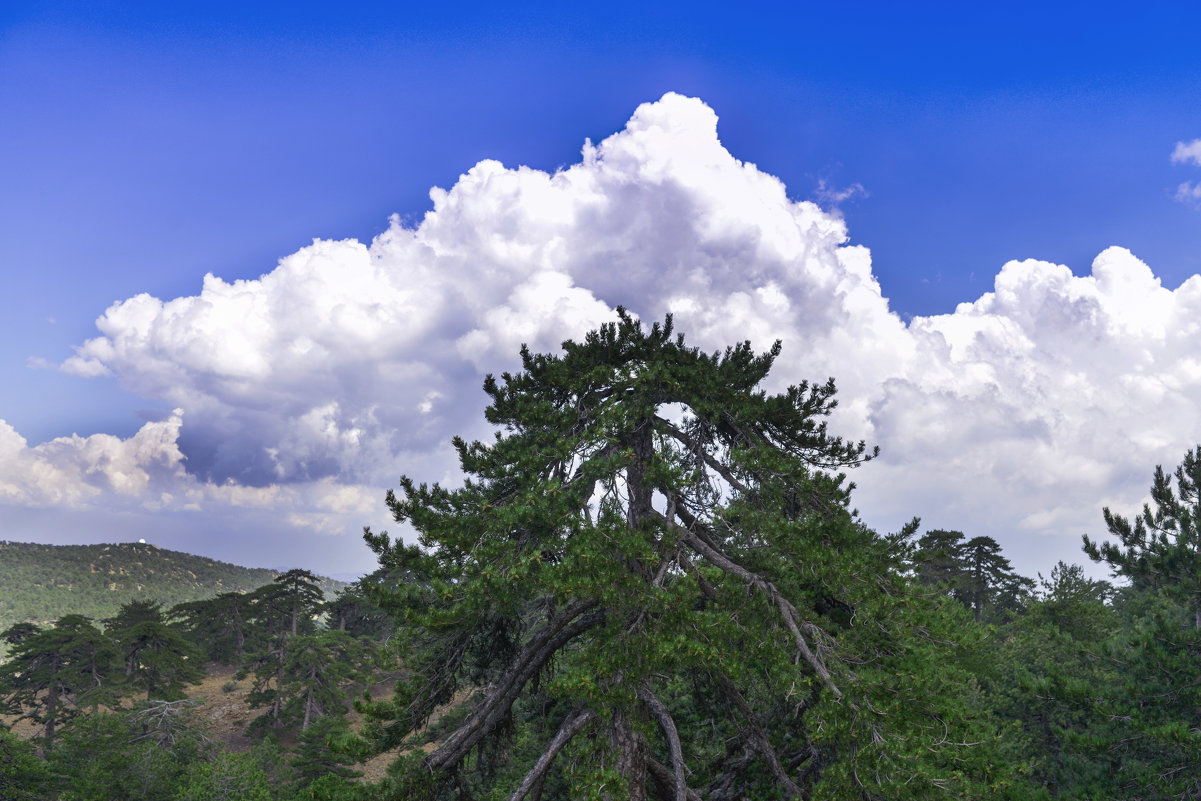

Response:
(1, 569), (388, 800)
(4, 312), (1201, 800)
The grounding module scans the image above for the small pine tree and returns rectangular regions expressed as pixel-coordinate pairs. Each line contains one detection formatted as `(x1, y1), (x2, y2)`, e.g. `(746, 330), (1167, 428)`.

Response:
(291, 714), (361, 785)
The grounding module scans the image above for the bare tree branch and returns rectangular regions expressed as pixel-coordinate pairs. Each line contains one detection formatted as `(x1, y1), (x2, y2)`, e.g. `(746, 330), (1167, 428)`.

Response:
(715, 675), (803, 799)
(656, 511), (841, 699)
(638, 683), (689, 801)
(506, 709), (596, 801)
(427, 601), (603, 771)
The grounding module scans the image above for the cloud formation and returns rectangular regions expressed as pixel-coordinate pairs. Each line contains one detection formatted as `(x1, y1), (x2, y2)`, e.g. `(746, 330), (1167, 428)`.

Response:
(0, 412), (187, 508)
(1171, 139), (1201, 207)
(8, 93), (1199, 572)
(1171, 139), (1201, 166)
(0, 408), (380, 537)
(859, 248), (1201, 541)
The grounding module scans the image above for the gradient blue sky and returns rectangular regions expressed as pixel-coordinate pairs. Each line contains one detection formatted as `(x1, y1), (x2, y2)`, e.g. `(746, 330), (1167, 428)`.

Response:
(3, 1), (1200, 577)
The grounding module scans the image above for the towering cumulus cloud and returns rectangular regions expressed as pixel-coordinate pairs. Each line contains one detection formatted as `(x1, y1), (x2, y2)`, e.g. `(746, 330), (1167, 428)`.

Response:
(4, 93), (1195, 568)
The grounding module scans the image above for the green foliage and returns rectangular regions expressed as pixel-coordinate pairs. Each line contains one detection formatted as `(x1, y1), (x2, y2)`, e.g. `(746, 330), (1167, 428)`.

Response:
(912, 529), (1033, 623)
(272, 570), (327, 639)
(292, 774), (367, 801)
(240, 571), (372, 737)
(1079, 448), (1201, 799)
(959, 535), (1034, 623)
(1085, 444), (1201, 622)
(43, 709), (209, 801)
(981, 563), (1119, 798)
(174, 751), (274, 801)
(0, 729), (49, 800)
(250, 632), (369, 734)
(1088, 587), (1201, 800)
(291, 714), (361, 785)
(169, 592), (259, 665)
(323, 582), (390, 639)
(912, 528), (969, 588)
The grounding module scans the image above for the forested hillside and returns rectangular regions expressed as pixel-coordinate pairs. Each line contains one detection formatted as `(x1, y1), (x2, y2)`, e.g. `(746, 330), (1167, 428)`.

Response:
(0, 541), (346, 632)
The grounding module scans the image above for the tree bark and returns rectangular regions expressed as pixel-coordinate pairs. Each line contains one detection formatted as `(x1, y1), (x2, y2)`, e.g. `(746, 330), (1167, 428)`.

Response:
(610, 709), (648, 801)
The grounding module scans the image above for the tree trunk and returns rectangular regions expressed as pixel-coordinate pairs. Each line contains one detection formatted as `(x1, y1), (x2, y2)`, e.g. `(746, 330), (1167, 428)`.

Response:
(302, 664), (317, 730)
(625, 420), (655, 583)
(610, 710), (647, 801)
(273, 646), (285, 723)
(43, 684), (59, 745)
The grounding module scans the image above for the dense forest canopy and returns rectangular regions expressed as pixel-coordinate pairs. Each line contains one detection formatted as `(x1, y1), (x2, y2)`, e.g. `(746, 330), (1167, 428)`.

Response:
(2, 315), (1200, 801)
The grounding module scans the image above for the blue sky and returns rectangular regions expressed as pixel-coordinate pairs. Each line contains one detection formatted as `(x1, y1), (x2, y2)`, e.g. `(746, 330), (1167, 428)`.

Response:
(3, 1), (1201, 577)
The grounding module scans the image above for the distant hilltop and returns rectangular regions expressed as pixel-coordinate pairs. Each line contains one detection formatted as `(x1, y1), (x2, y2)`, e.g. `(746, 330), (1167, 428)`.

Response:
(0, 540), (346, 632)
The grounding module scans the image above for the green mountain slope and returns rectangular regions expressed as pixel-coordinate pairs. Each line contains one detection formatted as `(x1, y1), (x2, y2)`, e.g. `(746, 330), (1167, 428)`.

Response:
(0, 540), (346, 632)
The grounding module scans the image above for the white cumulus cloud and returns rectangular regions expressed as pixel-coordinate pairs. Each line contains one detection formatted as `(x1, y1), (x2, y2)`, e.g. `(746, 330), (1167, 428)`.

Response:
(0, 409), (380, 534)
(8, 92), (1197, 575)
(857, 247), (1201, 548)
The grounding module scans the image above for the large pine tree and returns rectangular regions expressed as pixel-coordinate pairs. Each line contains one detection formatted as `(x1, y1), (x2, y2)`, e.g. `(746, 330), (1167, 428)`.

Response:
(361, 313), (1016, 800)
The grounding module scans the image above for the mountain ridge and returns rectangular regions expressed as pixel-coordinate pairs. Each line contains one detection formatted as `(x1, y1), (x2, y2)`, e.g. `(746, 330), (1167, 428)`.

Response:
(0, 540), (347, 633)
